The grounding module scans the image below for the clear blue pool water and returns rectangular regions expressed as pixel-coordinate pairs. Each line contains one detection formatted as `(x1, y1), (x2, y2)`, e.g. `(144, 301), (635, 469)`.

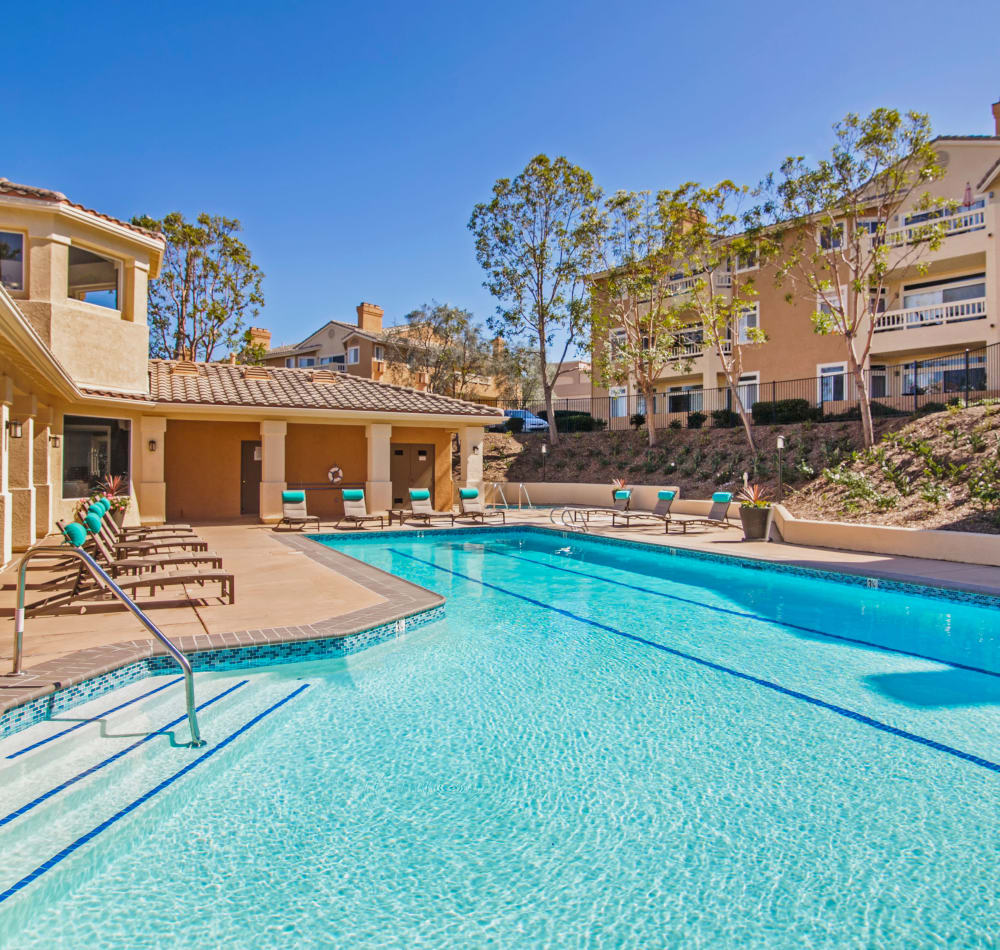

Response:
(1, 527), (999, 947)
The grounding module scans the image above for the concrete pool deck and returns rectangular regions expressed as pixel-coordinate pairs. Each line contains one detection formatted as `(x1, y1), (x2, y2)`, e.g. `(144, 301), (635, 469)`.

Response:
(1, 511), (999, 717)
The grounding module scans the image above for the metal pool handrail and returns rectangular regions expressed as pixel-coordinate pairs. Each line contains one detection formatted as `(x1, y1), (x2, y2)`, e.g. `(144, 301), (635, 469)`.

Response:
(11, 545), (206, 748)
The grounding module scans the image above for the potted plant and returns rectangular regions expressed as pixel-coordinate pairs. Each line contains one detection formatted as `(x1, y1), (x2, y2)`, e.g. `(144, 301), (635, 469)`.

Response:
(738, 483), (773, 542)
(101, 474), (131, 528)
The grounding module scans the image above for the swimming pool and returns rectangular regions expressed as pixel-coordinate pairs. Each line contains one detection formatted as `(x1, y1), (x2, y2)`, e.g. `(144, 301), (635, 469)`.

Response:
(1, 527), (999, 947)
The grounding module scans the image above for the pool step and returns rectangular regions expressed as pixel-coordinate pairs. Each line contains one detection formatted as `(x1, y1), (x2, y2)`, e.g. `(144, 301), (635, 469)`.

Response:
(0, 673), (308, 918)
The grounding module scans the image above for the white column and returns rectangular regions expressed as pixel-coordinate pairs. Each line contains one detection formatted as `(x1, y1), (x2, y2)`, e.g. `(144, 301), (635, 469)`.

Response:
(138, 416), (168, 524)
(0, 377), (12, 566)
(459, 426), (484, 491)
(10, 394), (36, 550)
(365, 423), (392, 513)
(259, 420), (287, 523)
(33, 405), (53, 538)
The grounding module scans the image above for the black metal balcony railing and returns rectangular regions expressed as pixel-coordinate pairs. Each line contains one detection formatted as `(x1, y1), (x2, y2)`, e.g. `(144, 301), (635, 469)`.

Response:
(475, 342), (999, 431)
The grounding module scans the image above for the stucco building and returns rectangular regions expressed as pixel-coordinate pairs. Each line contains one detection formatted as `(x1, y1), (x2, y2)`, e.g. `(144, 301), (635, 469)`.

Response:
(0, 179), (501, 567)
(590, 104), (1000, 421)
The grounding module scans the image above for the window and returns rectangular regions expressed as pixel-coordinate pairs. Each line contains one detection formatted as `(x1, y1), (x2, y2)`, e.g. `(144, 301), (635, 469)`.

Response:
(285, 358), (295, 368)
(902, 273), (986, 312)
(819, 224), (844, 250)
(347, 347), (360, 365)
(734, 251), (757, 272)
(298, 357), (316, 368)
(609, 386), (627, 418)
(610, 330), (626, 358)
(62, 415), (130, 499)
(374, 345), (385, 362)
(0, 231), (24, 291)
(903, 355), (986, 395)
(818, 363), (847, 402)
(736, 372), (759, 410)
(869, 364), (887, 399)
(665, 385), (702, 413)
(736, 305), (759, 345)
(68, 246), (120, 309)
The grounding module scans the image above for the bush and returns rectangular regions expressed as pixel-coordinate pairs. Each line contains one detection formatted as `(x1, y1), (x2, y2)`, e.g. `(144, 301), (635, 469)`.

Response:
(669, 420), (682, 430)
(752, 398), (817, 425)
(711, 408), (740, 428)
(505, 416), (524, 434)
(537, 409), (606, 432)
(687, 411), (706, 429)
(915, 401), (947, 416)
(630, 413), (646, 430)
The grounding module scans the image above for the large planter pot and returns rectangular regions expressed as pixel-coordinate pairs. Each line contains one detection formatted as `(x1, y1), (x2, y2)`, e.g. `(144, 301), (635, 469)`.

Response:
(111, 507), (127, 529)
(739, 505), (773, 542)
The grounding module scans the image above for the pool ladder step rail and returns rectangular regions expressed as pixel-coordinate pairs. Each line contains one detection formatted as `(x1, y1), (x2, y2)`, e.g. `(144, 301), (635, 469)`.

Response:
(10, 542), (206, 748)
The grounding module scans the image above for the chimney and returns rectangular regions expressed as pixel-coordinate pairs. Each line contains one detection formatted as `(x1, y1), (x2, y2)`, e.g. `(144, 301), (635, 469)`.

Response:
(993, 98), (1000, 136)
(248, 327), (271, 350)
(492, 336), (506, 359)
(356, 302), (384, 334)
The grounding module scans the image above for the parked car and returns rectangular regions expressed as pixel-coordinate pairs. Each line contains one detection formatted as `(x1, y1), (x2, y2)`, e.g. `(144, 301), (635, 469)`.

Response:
(489, 409), (549, 432)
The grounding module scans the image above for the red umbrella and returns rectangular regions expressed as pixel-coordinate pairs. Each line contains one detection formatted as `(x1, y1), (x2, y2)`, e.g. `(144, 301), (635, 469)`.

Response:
(963, 182), (973, 208)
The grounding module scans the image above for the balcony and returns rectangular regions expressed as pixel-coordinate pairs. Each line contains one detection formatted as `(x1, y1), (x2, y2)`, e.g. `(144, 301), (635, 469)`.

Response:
(877, 206), (986, 249)
(873, 297), (986, 333)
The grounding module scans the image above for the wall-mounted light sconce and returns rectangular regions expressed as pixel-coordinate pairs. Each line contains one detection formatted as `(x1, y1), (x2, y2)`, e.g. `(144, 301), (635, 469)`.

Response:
(472, 444), (480, 455)
(6, 420), (23, 439)
(148, 439), (158, 452)
(49, 434), (61, 448)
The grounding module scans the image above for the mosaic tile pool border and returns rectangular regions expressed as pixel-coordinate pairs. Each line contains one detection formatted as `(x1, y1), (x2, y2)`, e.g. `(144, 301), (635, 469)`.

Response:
(0, 605), (444, 742)
(313, 524), (1000, 609)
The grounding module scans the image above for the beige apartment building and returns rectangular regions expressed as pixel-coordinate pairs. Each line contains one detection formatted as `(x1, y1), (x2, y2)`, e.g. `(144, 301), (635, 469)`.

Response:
(262, 306), (501, 400)
(550, 360), (592, 402)
(0, 178), (500, 568)
(592, 104), (1000, 422)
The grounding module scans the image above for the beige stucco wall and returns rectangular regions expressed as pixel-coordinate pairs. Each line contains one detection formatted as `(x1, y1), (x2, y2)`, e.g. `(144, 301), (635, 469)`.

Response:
(285, 423), (367, 518)
(164, 419), (261, 522)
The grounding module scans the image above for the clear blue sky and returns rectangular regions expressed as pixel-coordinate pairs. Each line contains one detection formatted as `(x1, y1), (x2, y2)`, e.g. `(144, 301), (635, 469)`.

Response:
(6, 0), (998, 354)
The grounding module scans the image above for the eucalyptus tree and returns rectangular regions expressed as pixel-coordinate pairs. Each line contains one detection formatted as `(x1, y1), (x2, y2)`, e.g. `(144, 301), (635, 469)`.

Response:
(765, 109), (949, 447)
(469, 155), (603, 444)
(663, 181), (775, 453)
(132, 212), (264, 362)
(590, 190), (693, 446)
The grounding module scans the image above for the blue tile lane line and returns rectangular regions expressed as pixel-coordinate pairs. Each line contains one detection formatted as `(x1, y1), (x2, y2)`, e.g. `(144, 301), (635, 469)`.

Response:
(0, 681), (249, 830)
(5, 677), (185, 760)
(485, 545), (1000, 680)
(388, 549), (1000, 777)
(0, 683), (310, 906)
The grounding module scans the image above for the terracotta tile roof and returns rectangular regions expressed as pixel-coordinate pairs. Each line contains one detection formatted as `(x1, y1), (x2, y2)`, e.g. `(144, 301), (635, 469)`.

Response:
(977, 155), (1000, 190)
(0, 177), (164, 241)
(81, 360), (501, 418)
(263, 342), (322, 359)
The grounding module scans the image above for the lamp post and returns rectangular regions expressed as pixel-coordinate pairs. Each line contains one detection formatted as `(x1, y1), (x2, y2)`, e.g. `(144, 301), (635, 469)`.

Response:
(541, 442), (548, 481)
(776, 435), (786, 503)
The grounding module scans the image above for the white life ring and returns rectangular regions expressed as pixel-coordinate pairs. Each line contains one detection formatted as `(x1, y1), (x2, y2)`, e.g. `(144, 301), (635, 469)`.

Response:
(327, 465), (343, 484)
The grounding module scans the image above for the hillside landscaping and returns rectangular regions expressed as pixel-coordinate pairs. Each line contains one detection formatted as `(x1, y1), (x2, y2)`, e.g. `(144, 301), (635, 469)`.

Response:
(468, 402), (1000, 534)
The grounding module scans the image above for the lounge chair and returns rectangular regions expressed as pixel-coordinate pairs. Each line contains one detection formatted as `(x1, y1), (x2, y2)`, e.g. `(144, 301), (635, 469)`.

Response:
(276, 491), (321, 531)
(674, 492), (738, 533)
(400, 488), (454, 526)
(87, 526), (224, 573)
(336, 489), (385, 529)
(52, 522), (235, 605)
(80, 509), (209, 556)
(612, 490), (675, 530)
(577, 489), (632, 524)
(90, 497), (194, 537)
(456, 487), (505, 524)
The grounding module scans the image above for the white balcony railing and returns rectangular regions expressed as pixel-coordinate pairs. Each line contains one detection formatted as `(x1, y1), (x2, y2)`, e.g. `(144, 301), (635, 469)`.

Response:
(877, 208), (986, 249)
(873, 297), (987, 333)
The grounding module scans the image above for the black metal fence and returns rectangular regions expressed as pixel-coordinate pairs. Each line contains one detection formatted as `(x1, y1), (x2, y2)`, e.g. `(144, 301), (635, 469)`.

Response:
(476, 342), (999, 432)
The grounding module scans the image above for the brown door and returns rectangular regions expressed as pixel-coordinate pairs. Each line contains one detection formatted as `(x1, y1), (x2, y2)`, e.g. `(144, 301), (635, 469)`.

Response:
(390, 443), (434, 508)
(240, 440), (262, 515)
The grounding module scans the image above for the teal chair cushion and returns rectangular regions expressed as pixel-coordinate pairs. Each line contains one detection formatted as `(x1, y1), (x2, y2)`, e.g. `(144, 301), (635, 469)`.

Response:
(712, 492), (733, 504)
(282, 491), (305, 504)
(87, 505), (105, 519)
(97, 498), (111, 513)
(614, 489), (631, 500)
(459, 488), (479, 500)
(62, 522), (87, 547)
(409, 489), (430, 501)
(342, 489), (364, 501)
(658, 490), (676, 501)
(83, 513), (102, 534)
